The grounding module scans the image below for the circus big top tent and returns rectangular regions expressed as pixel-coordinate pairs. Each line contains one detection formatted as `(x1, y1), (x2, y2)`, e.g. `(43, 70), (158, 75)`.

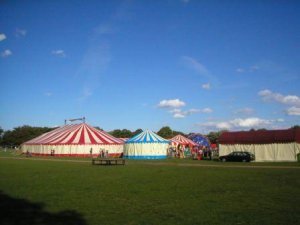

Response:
(124, 130), (170, 159)
(21, 123), (124, 157)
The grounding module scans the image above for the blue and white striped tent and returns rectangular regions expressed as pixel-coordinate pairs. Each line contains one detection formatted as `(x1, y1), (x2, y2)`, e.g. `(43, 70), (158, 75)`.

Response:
(124, 130), (170, 159)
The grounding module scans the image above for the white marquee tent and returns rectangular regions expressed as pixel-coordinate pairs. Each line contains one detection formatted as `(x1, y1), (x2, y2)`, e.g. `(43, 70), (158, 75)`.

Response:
(219, 128), (300, 162)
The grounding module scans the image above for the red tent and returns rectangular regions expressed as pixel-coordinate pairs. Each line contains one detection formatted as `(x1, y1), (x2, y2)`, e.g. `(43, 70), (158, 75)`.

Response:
(170, 134), (197, 147)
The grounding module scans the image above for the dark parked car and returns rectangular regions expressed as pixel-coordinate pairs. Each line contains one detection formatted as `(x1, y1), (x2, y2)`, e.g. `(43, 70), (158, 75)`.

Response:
(219, 151), (255, 162)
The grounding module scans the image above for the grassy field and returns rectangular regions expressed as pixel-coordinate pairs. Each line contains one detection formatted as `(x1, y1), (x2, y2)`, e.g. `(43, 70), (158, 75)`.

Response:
(0, 150), (300, 225)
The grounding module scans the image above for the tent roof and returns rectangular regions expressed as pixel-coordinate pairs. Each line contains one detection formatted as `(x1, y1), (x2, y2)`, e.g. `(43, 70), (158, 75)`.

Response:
(219, 128), (300, 144)
(188, 134), (210, 147)
(126, 130), (170, 144)
(170, 134), (197, 146)
(119, 138), (129, 142)
(23, 123), (123, 145)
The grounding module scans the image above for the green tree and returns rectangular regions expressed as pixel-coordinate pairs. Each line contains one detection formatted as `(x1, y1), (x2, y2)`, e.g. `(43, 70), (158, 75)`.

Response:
(1, 126), (54, 146)
(132, 129), (143, 137)
(0, 127), (3, 137)
(109, 129), (122, 138)
(94, 126), (103, 131)
(0, 127), (3, 142)
(120, 129), (132, 138)
(109, 129), (133, 138)
(157, 126), (173, 139)
(206, 130), (226, 144)
(172, 130), (186, 137)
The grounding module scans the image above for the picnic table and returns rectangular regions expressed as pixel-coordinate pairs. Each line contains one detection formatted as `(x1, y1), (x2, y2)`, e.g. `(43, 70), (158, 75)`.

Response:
(92, 158), (125, 166)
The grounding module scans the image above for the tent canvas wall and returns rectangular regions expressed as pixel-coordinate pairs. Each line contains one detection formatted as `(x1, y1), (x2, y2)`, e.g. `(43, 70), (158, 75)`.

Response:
(21, 123), (124, 157)
(219, 128), (300, 162)
(124, 130), (170, 159)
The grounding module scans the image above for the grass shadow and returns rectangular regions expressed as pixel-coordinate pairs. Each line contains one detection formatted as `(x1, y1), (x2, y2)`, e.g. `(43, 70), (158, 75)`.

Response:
(0, 191), (87, 225)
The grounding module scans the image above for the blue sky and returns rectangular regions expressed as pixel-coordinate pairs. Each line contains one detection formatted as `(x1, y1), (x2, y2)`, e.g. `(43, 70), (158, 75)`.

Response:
(0, 0), (300, 133)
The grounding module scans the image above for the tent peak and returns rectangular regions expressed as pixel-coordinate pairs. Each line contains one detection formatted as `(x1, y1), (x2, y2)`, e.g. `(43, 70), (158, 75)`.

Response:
(64, 117), (86, 125)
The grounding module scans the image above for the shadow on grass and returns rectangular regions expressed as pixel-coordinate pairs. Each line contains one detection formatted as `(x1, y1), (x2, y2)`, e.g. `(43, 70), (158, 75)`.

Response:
(0, 191), (87, 225)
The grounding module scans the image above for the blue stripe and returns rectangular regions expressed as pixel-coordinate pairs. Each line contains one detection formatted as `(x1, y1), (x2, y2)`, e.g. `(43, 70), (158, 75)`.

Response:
(149, 133), (154, 142)
(126, 140), (169, 144)
(124, 155), (167, 160)
(126, 130), (170, 144)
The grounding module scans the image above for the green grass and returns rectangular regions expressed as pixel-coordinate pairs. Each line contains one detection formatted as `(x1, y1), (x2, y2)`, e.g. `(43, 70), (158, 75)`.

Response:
(0, 150), (300, 225)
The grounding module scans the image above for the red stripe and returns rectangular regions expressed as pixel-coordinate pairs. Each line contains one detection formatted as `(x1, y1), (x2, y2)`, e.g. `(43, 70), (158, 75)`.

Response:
(90, 129), (113, 144)
(30, 153), (123, 158)
(65, 126), (82, 144)
(78, 125), (86, 144)
(39, 125), (75, 143)
(171, 135), (197, 146)
(31, 125), (75, 144)
(85, 127), (97, 144)
(89, 126), (122, 144)
(25, 125), (67, 144)
(23, 123), (123, 145)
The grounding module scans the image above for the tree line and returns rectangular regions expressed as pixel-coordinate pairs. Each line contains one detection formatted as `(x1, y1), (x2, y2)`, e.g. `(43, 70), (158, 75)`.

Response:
(0, 126), (55, 147)
(1, 124), (299, 147)
(0, 125), (222, 147)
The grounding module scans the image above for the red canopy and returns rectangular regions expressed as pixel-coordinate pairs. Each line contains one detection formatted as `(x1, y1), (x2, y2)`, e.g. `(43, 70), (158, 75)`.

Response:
(170, 134), (197, 146)
(219, 128), (300, 144)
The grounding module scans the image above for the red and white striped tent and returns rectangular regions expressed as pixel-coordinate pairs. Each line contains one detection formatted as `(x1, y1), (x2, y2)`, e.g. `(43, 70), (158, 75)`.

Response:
(21, 123), (124, 157)
(170, 134), (197, 147)
(119, 138), (129, 142)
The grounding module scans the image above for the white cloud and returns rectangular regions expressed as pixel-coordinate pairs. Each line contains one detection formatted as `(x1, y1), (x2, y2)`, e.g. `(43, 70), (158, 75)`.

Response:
(1, 49), (12, 58)
(236, 68), (245, 73)
(78, 87), (93, 101)
(258, 89), (272, 97)
(158, 99), (186, 108)
(182, 56), (220, 87)
(202, 83), (210, 90)
(200, 121), (232, 130)
(216, 122), (232, 130)
(286, 106), (300, 116)
(15, 28), (27, 37)
(169, 108), (182, 114)
(44, 92), (53, 97)
(249, 65), (259, 71)
(235, 107), (255, 115)
(170, 107), (213, 119)
(173, 112), (186, 118)
(199, 108), (213, 113)
(198, 117), (282, 131)
(94, 24), (116, 35)
(236, 65), (259, 73)
(171, 108), (187, 118)
(0, 33), (6, 41)
(258, 89), (300, 106)
(231, 118), (271, 128)
(182, 56), (209, 75)
(181, 0), (190, 3)
(51, 50), (66, 57)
